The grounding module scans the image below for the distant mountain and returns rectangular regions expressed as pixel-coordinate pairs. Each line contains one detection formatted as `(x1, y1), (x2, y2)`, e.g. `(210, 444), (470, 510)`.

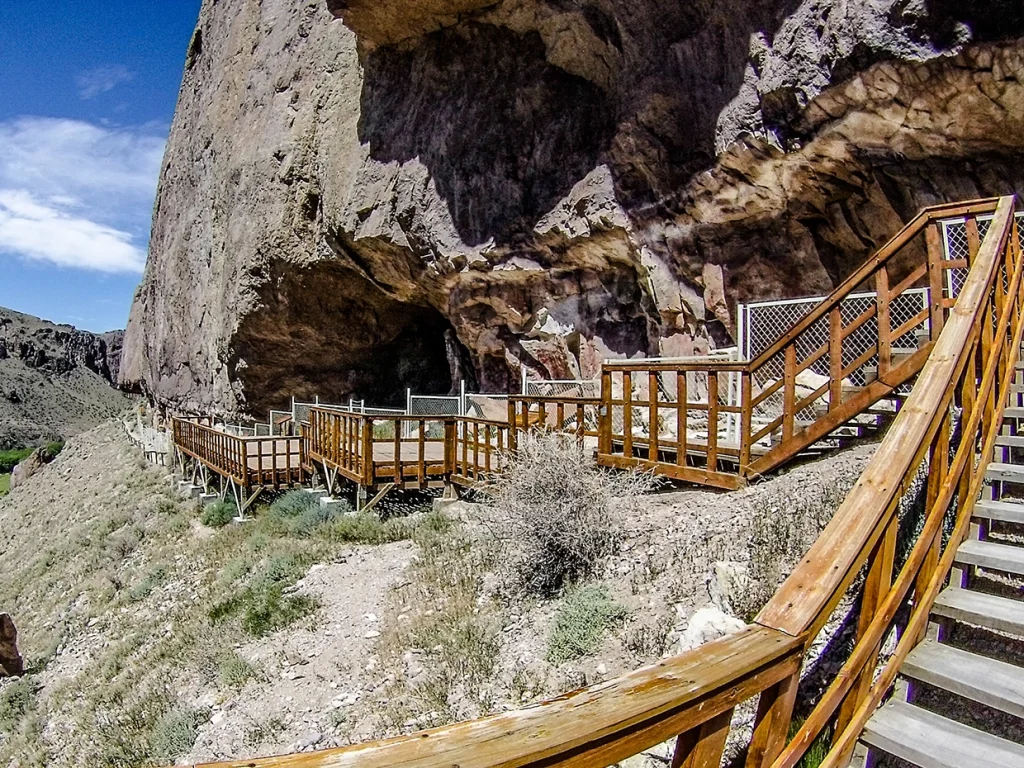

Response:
(0, 307), (130, 449)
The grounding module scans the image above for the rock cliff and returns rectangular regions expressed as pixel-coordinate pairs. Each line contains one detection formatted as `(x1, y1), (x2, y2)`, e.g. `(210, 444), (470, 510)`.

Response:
(0, 307), (129, 449)
(121, 0), (1024, 416)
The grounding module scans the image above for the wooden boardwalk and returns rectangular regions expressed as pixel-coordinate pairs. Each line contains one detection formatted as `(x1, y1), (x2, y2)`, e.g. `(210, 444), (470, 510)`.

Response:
(170, 197), (1024, 768)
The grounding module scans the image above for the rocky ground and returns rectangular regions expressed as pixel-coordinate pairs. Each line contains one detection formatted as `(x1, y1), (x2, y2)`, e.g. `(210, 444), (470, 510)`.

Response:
(0, 306), (127, 449)
(0, 416), (879, 766)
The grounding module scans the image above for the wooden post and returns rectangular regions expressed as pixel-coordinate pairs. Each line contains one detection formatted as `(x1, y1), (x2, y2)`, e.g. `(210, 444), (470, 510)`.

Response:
(875, 268), (891, 376)
(782, 345), (797, 441)
(394, 419), (402, 485)
(835, 510), (898, 737)
(925, 222), (947, 335)
(677, 371), (688, 469)
(739, 371), (753, 475)
(362, 417), (374, 486)
(649, 371), (660, 462)
(599, 369), (613, 455)
(829, 306), (843, 411)
(418, 419), (426, 489)
(745, 672), (799, 768)
(623, 371), (633, 458)
(707, 372), (719, 472)
(672, 708), (733, 768)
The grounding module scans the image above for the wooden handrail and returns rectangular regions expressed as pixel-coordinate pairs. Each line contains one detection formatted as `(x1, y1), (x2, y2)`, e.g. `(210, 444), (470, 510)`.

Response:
(757, 196), (1015, 638)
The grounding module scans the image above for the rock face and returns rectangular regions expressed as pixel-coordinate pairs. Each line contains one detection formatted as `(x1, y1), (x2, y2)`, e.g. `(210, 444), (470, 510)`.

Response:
(0, 307), (129, 449)
(121, 0), (1024, 416)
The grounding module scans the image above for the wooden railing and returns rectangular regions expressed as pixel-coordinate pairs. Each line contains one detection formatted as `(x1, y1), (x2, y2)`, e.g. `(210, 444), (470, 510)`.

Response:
(305, 407), (456, 489)
(598, 199), (1007, 487)
(508, 395), (600, 448)
(171, 418), (305, 489)
(452, 416), (512, 486)
(186, 196), (1022, 768)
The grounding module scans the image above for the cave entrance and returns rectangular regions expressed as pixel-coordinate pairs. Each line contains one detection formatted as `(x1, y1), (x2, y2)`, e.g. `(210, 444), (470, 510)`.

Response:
(232, 261), (469, 415)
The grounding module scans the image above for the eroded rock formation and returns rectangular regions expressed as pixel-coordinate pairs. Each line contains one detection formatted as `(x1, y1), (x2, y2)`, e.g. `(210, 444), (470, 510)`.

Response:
(121, 0), (1024, 416)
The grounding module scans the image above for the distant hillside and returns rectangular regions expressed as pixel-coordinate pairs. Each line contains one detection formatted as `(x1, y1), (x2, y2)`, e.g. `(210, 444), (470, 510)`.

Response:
(0, 306), (130, 449)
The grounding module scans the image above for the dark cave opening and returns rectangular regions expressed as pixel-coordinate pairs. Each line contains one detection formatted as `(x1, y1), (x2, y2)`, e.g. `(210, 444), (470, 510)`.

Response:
(231, 260), (465, 415)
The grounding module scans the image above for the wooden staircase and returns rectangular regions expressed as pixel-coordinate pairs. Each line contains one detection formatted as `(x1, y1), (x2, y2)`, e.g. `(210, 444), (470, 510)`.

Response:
(854, 358), (1024, 767)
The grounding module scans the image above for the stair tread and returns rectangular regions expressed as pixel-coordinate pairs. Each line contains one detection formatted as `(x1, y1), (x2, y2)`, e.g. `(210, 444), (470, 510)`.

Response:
(974, 499), (1024, 524)
(933, 586), (1024, 636)
(903, 640), (1024, 718)
(994, 434), (1024, 448)
(1005, 407), (1024, 418)
(956, 538), (1024, 575)
(861, 700), (1024, 768)
(986, 462), (1024, 482)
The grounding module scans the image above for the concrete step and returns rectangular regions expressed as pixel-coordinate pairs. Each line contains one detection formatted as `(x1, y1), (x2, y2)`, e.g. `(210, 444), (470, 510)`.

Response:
(985, 462), (1024, 484)
(955, 538), (1024, 576)
(933, 586), (1024, 636)
(860, 700), (1024, 768)
(903, 640), (1024, 718)
(974, 499), (1024, 525)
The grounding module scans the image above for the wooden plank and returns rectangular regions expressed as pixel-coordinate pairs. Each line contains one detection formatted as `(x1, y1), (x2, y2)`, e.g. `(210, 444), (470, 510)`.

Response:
(902, 640), (1024, 718)
(597, 453), (744, 491)
(933, 586), (1024, 648)
(860, 701), (1024, 768)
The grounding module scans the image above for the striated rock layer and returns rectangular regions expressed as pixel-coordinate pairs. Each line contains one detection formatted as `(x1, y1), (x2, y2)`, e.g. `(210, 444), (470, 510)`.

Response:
(121, 0), (1024, 416)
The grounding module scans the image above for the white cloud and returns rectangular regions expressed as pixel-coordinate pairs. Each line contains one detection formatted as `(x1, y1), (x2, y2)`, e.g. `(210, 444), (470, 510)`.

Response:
(0, 116), (165, 274)
(76, 65), (134, 99)
(0, 190), (145, 273)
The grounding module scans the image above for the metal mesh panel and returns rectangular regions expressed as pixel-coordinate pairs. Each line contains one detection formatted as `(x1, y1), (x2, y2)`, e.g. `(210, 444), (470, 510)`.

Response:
(941, 212), (1024, 298)
(524, 379), (600, 398)
(409, 395), (461, 416)
(254, 423), (271, 436)
(464, 393), (509, 420)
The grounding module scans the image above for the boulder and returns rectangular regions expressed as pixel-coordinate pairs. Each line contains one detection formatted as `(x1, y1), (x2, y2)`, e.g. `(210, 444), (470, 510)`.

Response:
(9, 448), (46, 490)
(676, 605), (747, 654)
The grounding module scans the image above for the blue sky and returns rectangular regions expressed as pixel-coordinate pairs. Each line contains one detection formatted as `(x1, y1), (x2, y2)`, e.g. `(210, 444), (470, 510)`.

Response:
(0, 1), (202, 332)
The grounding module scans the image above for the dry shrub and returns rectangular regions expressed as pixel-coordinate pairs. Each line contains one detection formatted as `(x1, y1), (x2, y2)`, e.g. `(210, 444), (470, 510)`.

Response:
(485, 431), (656, 596)
(732, 474), (855, 621)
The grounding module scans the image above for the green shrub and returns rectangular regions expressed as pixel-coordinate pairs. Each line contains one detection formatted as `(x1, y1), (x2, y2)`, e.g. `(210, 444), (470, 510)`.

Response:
(268, 489), (317, 520)
(547, 585), (627, 665)
(0, 474), (9, 497)
(0, 678), (36, 731)
(127, 566), (168, 602)
(320, 511), (416, 544)
(208, 555), (319, 638)
(218, 652), (256, 689)
(44, 441), (64, 459)
(268, 490), (353, 537)
(372, 421), (396, 440)
(201, 500), (236, 528)
(149, 706), (207, 761)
